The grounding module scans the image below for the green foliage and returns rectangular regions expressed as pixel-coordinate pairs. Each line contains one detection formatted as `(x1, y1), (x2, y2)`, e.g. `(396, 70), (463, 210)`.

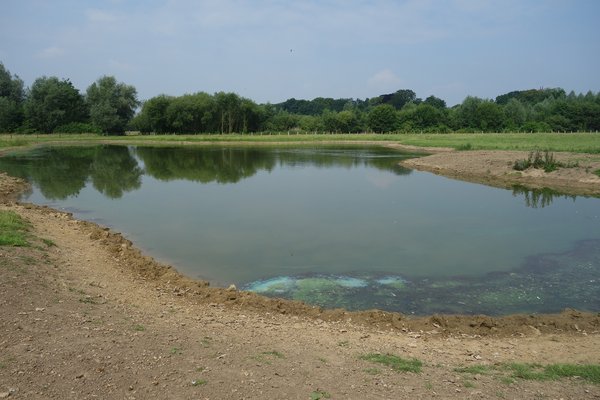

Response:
(513, 150), (563, 172)
(54, 122), (102, 134)
(191, 379), (207, 386)
(86, 76), (139, 135)
(3, 56), (600, 135)
(0, 63), (25, 132)
(0, 210), (29, 246)
(594, 169), (600, 177)
(368, 104), (398, 133)
(310, 390), (331, 400)
(360, 353), (422, 373)
(24, 76), (87, 133)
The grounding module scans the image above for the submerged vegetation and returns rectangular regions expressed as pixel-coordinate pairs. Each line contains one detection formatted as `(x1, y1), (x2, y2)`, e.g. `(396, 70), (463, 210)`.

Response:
(245, 239), (600, 315)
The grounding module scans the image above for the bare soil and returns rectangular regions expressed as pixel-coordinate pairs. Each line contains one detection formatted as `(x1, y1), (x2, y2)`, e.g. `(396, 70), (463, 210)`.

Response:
(1, 157), (600, 399)
(400, 150), (600, 197)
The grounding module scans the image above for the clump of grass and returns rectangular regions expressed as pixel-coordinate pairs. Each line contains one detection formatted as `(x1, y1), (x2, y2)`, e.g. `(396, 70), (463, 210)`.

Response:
(191, 379), (207, 386)
(41, 238), (56, 247)
(594, 169), (600, 177)
(170, 346), (182, 355)
(310, 390), (331, 400)
(0, 210), (30, 246)
(360, 353), (422, 373)
(513, 150), (567, 172)
(133, 324), (145, 332)
(456, 142), (473, 151)
(454, 365), (492, 375)
(503, 363), (600, 384)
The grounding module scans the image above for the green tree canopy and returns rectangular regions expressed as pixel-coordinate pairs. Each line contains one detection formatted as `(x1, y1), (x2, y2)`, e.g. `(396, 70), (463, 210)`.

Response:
(86, 76), (139, 134)
(24, 76), (87, 133)
(368, 104), (398, 133)
(0, 63), (25, 132)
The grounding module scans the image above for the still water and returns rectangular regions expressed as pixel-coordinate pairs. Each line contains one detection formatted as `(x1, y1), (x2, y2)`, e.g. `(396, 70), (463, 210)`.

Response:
(1, 145), (598, 315)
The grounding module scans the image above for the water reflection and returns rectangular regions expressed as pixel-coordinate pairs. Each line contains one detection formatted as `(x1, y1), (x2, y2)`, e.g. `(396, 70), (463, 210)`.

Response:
(512, 185), (576, 208)
(135, 146), (412, 184)
(0, 146), (142, 199)
(0, 145), (413, 199)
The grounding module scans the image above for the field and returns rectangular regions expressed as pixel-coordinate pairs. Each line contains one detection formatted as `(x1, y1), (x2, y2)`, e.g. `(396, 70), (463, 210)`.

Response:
(1, 132), (599, 153)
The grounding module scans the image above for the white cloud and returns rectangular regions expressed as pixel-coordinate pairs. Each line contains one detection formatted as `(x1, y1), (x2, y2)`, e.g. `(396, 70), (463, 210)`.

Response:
(37, 46), (65, 58)
(367, 69), (402, 91)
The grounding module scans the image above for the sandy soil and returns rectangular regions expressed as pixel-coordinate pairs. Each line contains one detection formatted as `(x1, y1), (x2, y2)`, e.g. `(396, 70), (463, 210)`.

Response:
(400, 150), (600, 197)
(1, 156), (600, 399)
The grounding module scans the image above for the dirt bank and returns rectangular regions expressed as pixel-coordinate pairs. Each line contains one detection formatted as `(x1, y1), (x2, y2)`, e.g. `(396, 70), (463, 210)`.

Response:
(2, 165), (600, 399)
(401, 150), (600, 197)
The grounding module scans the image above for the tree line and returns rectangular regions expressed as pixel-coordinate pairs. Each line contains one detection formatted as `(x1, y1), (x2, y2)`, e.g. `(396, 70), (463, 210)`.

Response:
(1, 61), (599, 134)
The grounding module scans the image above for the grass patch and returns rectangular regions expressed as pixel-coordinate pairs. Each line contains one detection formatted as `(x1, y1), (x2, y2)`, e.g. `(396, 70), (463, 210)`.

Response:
(456, 142), (473, 151)
(2, 132), (600, 153)
(503, 363), (600, 384)
(252, 350), (285, 365)
(170, 346), (182, 355)
(191, 379), (207, 386)
(0, 210), (30, 246)
(454, 365), (492, 375)
(310, 391), (331, 400)
(41, 238), (56, 247)
(360, 353), (422, 373)
(594, 169), (600, 177)
(132, 324), (145, 332)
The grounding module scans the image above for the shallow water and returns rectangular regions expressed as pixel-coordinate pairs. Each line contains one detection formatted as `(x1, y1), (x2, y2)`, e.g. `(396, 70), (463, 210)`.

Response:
(1, 144), (598, 315)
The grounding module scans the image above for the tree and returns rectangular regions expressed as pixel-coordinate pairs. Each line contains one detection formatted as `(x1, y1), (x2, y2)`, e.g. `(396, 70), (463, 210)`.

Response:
(86, 76), (139, 134)
(24, 76), (87, 133)
(0, 63), (25, 132)
(368, 104), (397, 133)
(423, 95), (446, 109)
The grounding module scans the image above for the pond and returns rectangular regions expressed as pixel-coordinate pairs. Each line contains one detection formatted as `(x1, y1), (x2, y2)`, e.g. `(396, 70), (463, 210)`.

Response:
(1, 144), (598, 315)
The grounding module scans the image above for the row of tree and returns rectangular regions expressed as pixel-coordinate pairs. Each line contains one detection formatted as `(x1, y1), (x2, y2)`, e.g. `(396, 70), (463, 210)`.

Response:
(2, 61), (599, 134)
(1, 63), (138, 134)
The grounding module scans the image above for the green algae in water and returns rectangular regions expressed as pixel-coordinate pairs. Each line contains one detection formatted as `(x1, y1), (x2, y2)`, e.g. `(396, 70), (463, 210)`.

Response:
(243, 240), (600, 316)
(376, 276), (407, 289)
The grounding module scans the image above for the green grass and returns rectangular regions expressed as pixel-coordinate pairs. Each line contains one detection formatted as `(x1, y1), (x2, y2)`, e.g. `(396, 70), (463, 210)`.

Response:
(0, 210), (30, 246)
(1, 132), (599, 153)
(191, 379), (207, 386)
(454, 365), (493, 375)
(360, 353), (422, 373)
(132, 324), (145, 332)
(504, 363), (600, 384)
(310, 390), (331, 400)
(594, 169), (600, 177)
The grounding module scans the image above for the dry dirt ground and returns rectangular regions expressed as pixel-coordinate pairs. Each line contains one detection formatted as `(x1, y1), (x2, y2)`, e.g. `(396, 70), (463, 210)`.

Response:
(1, 160), (600, 399)
(400, 150), (600, 197)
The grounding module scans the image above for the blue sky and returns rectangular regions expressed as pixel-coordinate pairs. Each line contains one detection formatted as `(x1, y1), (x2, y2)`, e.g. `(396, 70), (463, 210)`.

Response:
(1, 0), (599, 106)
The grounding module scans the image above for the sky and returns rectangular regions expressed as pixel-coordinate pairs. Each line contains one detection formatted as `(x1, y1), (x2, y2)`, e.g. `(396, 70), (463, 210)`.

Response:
(1, 0), (599, 106)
